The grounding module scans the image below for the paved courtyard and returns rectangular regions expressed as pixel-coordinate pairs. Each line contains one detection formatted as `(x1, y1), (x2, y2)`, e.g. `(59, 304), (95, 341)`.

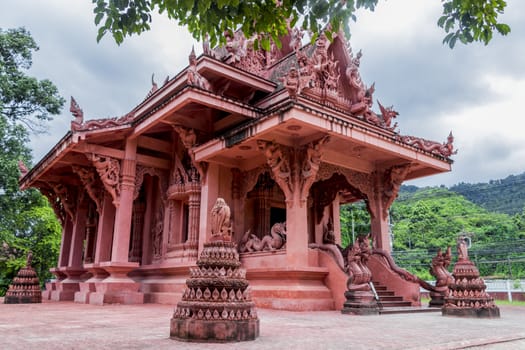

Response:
(0, 298), (524, 349)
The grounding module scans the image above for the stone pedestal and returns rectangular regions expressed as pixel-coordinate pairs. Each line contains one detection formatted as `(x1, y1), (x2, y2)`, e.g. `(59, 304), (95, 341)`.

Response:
(51, 281), (80, 301)
(429, 291), (446, 308)
(170, 241), (259, 342)
(50, 267), (86, 301)
(442, 257), (500, 318)
(89, 262), (143, 305)
(74, 263), (109, 304)
(43, 267), (67, 300)
(341, 290), (379, 315)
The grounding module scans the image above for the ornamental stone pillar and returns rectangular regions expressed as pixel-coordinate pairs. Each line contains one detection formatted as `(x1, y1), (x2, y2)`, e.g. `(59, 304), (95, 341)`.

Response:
(75, 192), (113, 304)
(111, 156), (137, 264)
(257, 136), (328, 268)
(57, 217), (74, 269)
(370, 164), (410, 253)
(65, 193), (88, 281)
(91, 138), (143, 305)
(186, 185), (201, 259)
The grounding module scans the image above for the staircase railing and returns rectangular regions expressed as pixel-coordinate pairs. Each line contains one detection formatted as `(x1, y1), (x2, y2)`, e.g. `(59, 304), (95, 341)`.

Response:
(372, 249), (439, 293)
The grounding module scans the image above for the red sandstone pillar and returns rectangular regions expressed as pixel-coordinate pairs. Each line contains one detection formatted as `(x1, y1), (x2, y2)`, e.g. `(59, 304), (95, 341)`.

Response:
(370, 200), (391, 253)
(92, 139), (143, 305)
(52, 202), (88, 301)
(57, 217), (74, 268)
(332, 196), (342, 246)
(94, 192), (116, 263)
(198, 163), (219, 254)
(286, 196), (310, 268)
(75, 193), (114, 303)
(65, 196), (88, 280)
(45, 218), (72, 300)
(111, 159), (137, 264)
(140, 177), (155, 264)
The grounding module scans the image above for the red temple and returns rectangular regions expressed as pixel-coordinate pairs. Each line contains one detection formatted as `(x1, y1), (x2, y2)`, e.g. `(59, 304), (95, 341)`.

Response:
(20, 28), (455, 311)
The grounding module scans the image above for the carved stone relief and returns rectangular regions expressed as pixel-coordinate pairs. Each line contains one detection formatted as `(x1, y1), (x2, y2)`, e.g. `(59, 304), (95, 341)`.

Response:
(90, 153), (121, 207)
(72, 165), (103, 214)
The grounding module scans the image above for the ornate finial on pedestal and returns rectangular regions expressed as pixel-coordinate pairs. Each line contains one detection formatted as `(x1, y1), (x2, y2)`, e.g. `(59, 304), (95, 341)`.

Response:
(18, 160), (29, 178)
(70, 96), (84, 127)
(170, 198), (259, 342)
(4, 250), (42, 304)
(442, 237), (500, 318)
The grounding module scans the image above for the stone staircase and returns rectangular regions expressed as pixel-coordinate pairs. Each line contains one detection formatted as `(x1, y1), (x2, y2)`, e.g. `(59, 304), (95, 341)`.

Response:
(373, 282), (439, 315)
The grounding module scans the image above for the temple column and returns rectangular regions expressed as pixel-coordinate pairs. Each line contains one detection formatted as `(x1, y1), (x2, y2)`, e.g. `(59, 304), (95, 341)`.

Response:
(332, 196), (342, 246)
(198, 163), (219, 254)
(285, 195), (310, 267)
(141, 178), (155, 264)
(65, 195), (88, 280)
(92, 139), (143, 305)
(93, 192), (116, 264)
(257, 137), (328, 268)
(370, 164), (410, 253)
(370, 201), (390, 252)
(76, 192), (113, 303)
(185, 186), (200, 259)
(57, 217), (74, 269)
(53, 195), (89, 301)
(46, 217), (72, 300)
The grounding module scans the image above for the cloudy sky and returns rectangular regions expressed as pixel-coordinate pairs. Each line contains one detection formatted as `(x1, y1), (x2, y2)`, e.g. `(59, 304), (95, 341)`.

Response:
(1, 0), (524, 187)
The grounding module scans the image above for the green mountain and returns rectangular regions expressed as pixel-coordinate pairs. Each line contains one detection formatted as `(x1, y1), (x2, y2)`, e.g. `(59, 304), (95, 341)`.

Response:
(340, 185), (525, 280)
(448, 172), (525, 215)
(391, 187), (525, 279)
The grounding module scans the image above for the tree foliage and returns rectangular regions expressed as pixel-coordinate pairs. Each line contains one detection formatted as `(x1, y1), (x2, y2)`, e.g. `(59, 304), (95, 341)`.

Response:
(0, 28), (65, 133)
(92, 0), (510, 49)
(0, 28), (64, 295)
(438, 0), (510, 48)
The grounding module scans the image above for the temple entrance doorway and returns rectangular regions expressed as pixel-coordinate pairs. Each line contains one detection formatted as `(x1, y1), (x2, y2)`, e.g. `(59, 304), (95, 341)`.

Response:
(244, 172), (286, 240)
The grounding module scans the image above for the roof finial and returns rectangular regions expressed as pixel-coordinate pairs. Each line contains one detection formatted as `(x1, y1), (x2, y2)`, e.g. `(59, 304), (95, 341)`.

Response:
(189, 45), (196, 65)
(70, 96), (83, 124)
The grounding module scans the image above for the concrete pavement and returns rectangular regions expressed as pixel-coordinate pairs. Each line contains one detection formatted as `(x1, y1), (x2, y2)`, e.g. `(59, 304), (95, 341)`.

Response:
(0, 298), (524, 349)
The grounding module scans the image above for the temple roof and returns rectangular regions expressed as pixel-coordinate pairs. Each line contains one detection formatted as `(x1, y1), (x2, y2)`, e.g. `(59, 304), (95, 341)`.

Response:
(20, 28), (455, 190)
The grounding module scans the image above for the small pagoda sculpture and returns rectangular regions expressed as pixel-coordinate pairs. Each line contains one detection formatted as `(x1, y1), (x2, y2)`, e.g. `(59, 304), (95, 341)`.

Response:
(170, 198), (259, 342)
(341, 234), (379, 315)
(442, 238), (500, 318)
(4, 251), (42, 304)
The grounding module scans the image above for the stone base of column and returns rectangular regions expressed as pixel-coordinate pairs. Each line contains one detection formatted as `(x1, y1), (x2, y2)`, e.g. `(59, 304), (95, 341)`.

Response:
(88, 262), (143, 305)
(170, 318), (260, 343)
(89, 282), (144, 305)
(442, 306), (500, 318)
(51, 282), (80, 301)
(44, 267), (67, 300)
(429, 291), (446, 308)
(75, 263), (110, 304)
(341, 290), (379, 315)
(50, 266), (87, 301)
(74, 282), (97, 303)
(42, 281), (58, 300)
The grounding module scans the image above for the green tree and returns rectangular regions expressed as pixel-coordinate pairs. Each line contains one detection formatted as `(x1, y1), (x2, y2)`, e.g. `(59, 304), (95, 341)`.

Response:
(340, 201), (370, 248)
(0, 27), (64, 295)
(92, 0), (510, 49)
